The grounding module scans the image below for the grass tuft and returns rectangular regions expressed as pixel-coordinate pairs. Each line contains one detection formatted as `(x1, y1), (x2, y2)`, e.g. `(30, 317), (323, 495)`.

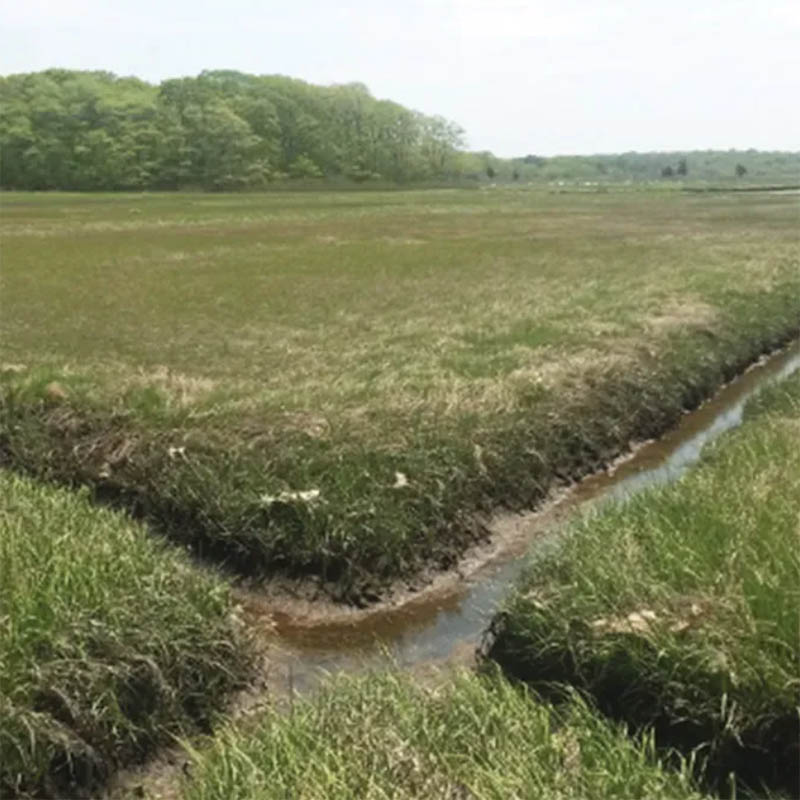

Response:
(0, 471), (253, 798)
(180, 668), (708, 800)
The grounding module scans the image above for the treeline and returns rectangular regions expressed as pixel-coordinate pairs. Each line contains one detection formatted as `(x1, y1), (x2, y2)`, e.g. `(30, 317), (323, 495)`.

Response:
(2, 69), (798, 191)
(480, 149), (800, 184)
(0, 69), (465, 190)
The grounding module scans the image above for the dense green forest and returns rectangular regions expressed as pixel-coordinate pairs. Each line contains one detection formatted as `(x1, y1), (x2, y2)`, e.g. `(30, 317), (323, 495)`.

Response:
(0, 69), (465, 189)
(1, 69), (798, 190)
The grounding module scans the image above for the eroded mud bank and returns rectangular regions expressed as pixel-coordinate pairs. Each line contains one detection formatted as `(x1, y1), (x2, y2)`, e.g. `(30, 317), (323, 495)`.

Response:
(240, 339), (800, 692)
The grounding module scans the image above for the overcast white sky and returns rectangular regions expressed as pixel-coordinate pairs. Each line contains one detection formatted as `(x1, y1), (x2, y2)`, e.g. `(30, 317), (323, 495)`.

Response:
(2, 0), (799, 156)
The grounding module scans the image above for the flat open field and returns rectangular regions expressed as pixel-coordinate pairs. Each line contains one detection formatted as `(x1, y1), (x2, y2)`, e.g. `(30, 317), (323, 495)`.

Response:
(2, 189), (799, 600)
(2, 188), (799, 797)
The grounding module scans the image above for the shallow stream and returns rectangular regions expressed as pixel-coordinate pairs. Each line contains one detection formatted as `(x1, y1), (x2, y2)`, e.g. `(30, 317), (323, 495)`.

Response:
(250, 341), (800, 693)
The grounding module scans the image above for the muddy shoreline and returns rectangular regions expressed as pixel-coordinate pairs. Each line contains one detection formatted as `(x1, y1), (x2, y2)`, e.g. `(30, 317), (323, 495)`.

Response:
(233, 337), (800, 634)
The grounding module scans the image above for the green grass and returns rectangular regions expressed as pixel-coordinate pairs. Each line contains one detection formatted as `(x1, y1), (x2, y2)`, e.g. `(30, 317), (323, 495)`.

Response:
(485, 372), (800, 795)
(0, 471), (252, 798)
(179, 668), (708, 800)
(2, 188), (799, 599)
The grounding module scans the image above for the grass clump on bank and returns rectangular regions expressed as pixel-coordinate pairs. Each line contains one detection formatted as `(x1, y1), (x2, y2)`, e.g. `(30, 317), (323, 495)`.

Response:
(2, 190), (800, 600)
(180, 668), (707, 800)
(0, 471), (252, 798)
(485, 372), (800, 794)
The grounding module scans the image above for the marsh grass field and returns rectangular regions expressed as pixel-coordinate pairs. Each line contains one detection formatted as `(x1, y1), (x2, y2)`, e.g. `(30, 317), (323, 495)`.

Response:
(2, 188), (799, 599)
(1, 186), (800, 796)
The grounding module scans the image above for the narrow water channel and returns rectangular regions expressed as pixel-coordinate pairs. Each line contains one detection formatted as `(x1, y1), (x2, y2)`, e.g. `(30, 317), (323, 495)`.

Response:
(252, 341), (800, 693)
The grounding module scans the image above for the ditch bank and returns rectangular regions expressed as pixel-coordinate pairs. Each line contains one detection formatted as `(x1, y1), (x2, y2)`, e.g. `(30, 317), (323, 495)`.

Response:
(481, 358), (800, 797)
(109, 337), (800, 800)
(233, 338), (800, 689)
(2, 318), (799, 606)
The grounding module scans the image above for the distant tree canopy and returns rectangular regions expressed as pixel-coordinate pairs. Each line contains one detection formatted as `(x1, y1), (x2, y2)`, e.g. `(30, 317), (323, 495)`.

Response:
(506, 150), (797, 185)
(0, 69), (465, 190)
(1, 69), (798, 190)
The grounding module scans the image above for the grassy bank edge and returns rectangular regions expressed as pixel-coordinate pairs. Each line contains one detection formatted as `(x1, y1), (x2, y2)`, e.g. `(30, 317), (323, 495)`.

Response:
(0, 471), (254, 798)
(177, 667), (709, 800)
(2, 295), (799, 603)
(483, 371), (800, 795)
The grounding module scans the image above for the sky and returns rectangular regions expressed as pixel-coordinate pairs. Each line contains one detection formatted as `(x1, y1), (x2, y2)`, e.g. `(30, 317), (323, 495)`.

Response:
(2, 0), (799, 157)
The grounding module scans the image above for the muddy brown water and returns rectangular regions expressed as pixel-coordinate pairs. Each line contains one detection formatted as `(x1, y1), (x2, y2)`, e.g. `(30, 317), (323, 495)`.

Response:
(249, 340), (800, 694)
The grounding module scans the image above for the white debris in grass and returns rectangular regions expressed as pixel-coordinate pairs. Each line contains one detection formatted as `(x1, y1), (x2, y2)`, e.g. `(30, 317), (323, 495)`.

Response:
(260, 489), (321, 507)
(591, 609), (658, 634)
(393, 471), (409, 489)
